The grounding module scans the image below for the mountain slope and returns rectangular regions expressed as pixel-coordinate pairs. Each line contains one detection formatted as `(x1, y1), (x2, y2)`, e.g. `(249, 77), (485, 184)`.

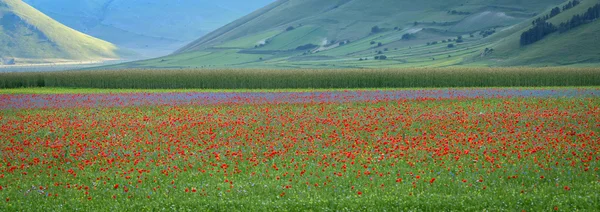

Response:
(474, 0), (600, 66)
(178, 0), (563, 53)
(112, 0), (599, 69)
(23, 0), (275, 57)
(0, 0), (120, 64)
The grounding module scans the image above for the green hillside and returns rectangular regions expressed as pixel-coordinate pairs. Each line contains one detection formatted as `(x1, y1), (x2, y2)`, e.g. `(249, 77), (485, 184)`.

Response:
(112, 0), (600, 69)
(475, 0), (600, 66)
(0, 0), (121, 64)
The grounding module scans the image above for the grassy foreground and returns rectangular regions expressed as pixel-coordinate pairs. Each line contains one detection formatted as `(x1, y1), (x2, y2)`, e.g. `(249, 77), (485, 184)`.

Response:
(0, 97), (598, 211)
(1, 67), (600, 89)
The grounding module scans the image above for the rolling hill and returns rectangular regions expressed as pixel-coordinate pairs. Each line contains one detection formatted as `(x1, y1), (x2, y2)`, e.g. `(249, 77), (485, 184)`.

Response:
(114, 0), (600, 69)
(0, 0), (121, 65)
(23, 0), (275, 58)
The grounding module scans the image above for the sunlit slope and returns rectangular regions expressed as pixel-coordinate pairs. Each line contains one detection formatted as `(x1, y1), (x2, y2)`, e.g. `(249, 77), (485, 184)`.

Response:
(0, 0), (120, 62)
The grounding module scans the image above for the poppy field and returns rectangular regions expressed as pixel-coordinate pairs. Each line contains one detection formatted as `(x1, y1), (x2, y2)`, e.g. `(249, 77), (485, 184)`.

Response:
(0, 89), (599, 211)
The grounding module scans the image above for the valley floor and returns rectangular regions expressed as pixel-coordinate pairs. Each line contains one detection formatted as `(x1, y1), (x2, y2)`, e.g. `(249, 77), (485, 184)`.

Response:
(0, 88), (598, 211)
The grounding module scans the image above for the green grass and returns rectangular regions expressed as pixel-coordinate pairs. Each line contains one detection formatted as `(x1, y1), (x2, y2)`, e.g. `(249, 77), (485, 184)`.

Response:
(215, 30), (282, 49)
(259, 26), (326, 51)
(0, 0), (120, 61)
(130, 50), (269, 68)
(1, 67), (599, 89)
(1, 97), (598, 210)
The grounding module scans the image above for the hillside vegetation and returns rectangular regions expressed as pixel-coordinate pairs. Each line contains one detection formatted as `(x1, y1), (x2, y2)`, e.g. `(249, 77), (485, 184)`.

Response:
(115, 0), (599, 69)
(0, 0), (121, 64)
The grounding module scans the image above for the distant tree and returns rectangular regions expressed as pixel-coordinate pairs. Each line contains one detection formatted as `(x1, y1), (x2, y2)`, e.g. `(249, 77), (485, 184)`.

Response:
(482, 48), (495, 56)
(384, 48), (389, 51)
(480, 29), (496, 38)
(286, 26), (295, 31)
(371, 26), (381, 33)
(520, 20), (557, 46)
(378, 42), (383, 47)
(550, 7), (561, 18)
(448, 10), (471, 15)
(563, 0), (580, 11)
(447, 44), (455, 48)
(401, 33), (416, 40)
(295, 44), (319, 51)
(375, 55), (387, 60)
(558, 3), (600, 33)
(370, 41), (376, 45)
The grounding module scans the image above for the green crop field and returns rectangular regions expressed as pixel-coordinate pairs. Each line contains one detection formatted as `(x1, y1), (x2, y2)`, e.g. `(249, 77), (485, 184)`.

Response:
(1, 67), (599, 89)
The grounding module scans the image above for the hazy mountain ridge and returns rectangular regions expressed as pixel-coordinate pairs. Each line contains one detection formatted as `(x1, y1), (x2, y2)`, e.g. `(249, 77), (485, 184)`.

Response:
(24, 0), (275, 57)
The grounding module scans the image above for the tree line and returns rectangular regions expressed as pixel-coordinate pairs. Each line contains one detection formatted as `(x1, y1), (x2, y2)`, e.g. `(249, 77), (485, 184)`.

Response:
(531, 0), (580, 26)
(563, 0), (581, 11)
(521, 2), (599, 46)
(520, 22), (557, 46)
(558, 3), (600, 32)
